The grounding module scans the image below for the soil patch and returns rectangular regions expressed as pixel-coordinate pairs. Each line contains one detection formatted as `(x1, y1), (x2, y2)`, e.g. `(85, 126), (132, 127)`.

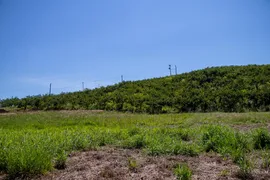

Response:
(231, 124), (265, 132)
(39, 147), (241, 180)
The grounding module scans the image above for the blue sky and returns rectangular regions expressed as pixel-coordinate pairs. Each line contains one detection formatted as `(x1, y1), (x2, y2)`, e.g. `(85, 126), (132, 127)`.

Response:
(0, 0), (269, 99)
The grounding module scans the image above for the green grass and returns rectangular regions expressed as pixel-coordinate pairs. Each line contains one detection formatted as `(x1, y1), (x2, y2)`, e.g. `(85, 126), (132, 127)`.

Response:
(0, 111), (269, 178)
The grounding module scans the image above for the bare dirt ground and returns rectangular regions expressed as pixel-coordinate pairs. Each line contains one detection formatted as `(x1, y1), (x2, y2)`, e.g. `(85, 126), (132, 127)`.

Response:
(231, 123), (270, 132)
(231, 124), (265, 131)
(38, 147), (240, 180)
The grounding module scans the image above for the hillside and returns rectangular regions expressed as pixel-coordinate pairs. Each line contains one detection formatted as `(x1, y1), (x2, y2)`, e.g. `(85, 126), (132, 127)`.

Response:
(1, 64), (270, 113)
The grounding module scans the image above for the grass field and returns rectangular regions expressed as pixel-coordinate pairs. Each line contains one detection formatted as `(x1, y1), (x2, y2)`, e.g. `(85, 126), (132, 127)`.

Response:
(0, 111), (270, 179)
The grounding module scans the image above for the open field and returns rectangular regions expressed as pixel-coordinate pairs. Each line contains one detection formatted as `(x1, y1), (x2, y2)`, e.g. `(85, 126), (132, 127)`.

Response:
(0, 111), (270, 179)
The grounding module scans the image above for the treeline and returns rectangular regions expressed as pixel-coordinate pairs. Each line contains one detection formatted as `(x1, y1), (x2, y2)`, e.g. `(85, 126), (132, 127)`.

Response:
(1, 65), (270, 113)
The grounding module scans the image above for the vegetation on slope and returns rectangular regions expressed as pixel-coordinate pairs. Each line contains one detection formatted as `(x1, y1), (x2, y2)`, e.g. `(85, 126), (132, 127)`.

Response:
(1, 64), (270, 113)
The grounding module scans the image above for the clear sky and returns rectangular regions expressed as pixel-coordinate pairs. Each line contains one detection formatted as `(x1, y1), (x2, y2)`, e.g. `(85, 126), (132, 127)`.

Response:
(0, 0), (269, 99)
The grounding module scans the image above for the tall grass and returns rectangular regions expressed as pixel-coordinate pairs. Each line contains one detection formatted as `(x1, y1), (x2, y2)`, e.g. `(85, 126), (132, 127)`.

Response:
(0, 127), (126, 177)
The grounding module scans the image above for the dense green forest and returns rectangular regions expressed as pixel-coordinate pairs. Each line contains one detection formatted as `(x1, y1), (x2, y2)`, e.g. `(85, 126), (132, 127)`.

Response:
(1, 65), (270, 113)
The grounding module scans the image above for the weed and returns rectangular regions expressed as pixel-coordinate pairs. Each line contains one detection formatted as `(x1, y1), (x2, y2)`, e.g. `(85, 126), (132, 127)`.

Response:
(127, 157), (137, 171)
(170, 129), (190, 141)
(262, 150), (270, 169)
(201, 125), (231, 153)
(173, 163), (192, 180)
(201, 126), (251, 156)
(127, 134), (147, 149)
(231, 148), (245, 164)
(236, 155), (253, 180)
(219, 169), (229, 177)
(172, 143), (199, 156)
(253, 129), (270, 149)
(128, 127), (141, 136)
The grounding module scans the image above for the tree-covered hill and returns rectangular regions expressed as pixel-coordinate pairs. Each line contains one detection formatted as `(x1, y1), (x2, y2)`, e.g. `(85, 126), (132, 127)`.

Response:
(1, 64), (270, 113)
